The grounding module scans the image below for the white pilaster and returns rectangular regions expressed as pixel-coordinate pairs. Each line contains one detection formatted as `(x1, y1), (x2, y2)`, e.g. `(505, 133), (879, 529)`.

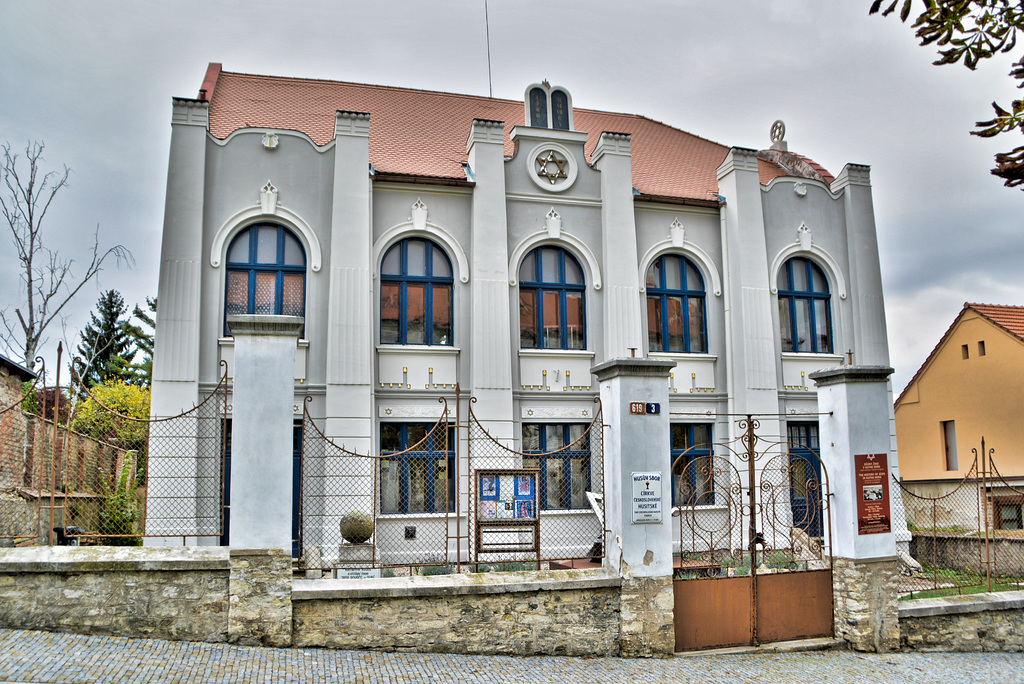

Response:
(717, 148), (780, 430)
(152, 98), (209, 416)
(593, 133), (642, 361)
(467, 119), (513, 441)
(325, 111), (373, 450)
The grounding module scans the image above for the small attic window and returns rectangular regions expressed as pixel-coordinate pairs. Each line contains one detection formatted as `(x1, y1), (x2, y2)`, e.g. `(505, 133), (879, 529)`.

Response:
(525, 82), (573, 131)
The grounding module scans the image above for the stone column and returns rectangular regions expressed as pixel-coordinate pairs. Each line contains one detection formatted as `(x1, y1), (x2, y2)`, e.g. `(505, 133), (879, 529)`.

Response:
(227, 315), (303, 551)
(810, 365), (900, 652)
(593, 358), (675, 657)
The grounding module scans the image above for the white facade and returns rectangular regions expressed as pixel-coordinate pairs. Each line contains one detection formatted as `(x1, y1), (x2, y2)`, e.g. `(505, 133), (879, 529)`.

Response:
(149, 68), (898, 552)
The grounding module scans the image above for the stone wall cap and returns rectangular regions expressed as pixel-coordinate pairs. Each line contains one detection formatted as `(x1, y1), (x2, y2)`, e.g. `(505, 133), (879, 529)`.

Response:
(226, 315), (305, 336)
(229, 548), (289, 557)
(899, 589), (1024, 618)
(0, 546), (231, 573)
(591, 358), (676, 381)
(808, 365), (894, 386)
(292, 568), (619, 600)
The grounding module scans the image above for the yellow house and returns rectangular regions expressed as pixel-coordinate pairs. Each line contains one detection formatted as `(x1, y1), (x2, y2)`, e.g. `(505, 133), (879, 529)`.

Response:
(896, 302), (1024, 484)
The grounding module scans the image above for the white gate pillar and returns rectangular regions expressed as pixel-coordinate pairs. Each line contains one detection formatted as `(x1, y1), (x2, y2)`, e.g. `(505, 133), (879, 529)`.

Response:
(593, 357), (675, 657)
(811, 365), (900, 652)
(227, 315), (303, 552)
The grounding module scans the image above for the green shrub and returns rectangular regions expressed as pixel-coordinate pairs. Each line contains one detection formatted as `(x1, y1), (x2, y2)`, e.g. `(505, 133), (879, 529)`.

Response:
(99, 452), (142, 546)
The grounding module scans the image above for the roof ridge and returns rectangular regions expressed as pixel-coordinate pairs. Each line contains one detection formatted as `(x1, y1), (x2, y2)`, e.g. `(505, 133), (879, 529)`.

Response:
(218, 69), (522, 105)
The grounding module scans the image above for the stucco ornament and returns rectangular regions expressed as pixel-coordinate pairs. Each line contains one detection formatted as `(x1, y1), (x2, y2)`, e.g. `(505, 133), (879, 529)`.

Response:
(410, 198), (428, 231)
(545, 208), (562, 238)
(260, 181), (279, 215)
(770, 120), (786, 144)
(261, 132), (279, 150)
(797, 222), (812, 250)
(794, 182), (807, 197)
(669, 218), (685, 247)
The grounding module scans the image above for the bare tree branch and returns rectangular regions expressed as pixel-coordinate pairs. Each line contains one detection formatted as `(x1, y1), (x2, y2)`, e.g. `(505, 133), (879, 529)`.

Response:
(0, 141), (134, 371)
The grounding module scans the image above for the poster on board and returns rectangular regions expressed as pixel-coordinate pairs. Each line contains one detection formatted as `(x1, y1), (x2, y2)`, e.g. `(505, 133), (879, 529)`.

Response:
(855, 453), (891, 535)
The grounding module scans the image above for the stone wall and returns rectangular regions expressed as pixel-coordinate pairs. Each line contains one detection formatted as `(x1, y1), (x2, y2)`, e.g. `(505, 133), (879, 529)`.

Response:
(832, 556), (900, 652)
(900, 591), (1024, 652)
(292, 569), (622, 655)
(911, 534), (1024, 576)
(0, 546), (231, 641)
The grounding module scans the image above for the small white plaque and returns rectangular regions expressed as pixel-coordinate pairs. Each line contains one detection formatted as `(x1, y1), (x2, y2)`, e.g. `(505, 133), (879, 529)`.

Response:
(333, 568), (382, 580)
(631, 471), (663, 524)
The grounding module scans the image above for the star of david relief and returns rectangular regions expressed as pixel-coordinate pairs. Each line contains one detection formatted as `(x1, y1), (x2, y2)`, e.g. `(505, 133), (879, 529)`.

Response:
(536, 149), (569, 185)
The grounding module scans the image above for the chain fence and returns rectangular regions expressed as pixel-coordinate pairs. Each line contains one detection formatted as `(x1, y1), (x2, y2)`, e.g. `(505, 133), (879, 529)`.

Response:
(299, 393), (605, 576)
(0, 358), (227, 547)
(896, 444), (1024, 599)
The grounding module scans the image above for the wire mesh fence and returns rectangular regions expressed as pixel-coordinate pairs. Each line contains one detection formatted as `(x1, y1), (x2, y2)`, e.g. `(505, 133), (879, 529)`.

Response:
(0, 361), (228, 547)
(299, 394), (605, 576)
(300, 401), (456, 574)
(896, 447), (1024, 599)
(467, 402), (605, 570)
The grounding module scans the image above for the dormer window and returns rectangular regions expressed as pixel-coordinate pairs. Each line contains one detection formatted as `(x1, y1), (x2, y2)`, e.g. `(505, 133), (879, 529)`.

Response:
(526, 82), (573, 131)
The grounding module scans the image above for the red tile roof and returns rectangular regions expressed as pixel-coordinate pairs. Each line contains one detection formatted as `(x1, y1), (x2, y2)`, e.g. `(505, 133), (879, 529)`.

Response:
(895, 303), (1024, 406)
(204, 67), (834, 205)
(971, 303), (1024, 342)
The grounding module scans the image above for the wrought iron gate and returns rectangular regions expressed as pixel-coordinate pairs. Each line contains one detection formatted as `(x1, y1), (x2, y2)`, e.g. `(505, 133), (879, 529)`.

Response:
(672, 416), (833, 651)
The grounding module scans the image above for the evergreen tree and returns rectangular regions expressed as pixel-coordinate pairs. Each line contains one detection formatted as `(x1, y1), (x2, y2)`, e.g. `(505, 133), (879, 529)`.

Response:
(75, 290), (135, 388)
(124, 297), (156, 387)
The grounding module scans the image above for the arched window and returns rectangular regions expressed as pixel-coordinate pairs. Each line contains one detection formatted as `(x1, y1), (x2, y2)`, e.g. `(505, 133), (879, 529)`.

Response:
(380, 238), (453, 346)
(777, 257), (832, 353)
(645, 255), (707, 353)
(225, 223), (305, 331)
(519, 247), (586, 350)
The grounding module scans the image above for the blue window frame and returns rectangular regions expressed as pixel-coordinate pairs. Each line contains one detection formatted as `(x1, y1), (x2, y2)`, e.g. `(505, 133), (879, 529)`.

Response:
(380, 423), (455, 514)
(787, 422), (823, 537)
(519, 247), (586, 350)
(380, 238), (453, 345)
(646, 255), (707, 353)
(225, 223), (305, 333)
(670, 424), (714, 506)
(778, 257), (832, 353)
(522, 423), (590, 510)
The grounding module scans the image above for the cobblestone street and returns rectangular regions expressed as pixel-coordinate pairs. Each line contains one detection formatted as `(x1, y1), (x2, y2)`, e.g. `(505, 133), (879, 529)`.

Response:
(1, 629), (1021, 683)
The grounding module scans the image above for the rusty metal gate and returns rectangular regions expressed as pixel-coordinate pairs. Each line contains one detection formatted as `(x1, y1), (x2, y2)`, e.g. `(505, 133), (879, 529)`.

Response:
(672, 416), (833, 651)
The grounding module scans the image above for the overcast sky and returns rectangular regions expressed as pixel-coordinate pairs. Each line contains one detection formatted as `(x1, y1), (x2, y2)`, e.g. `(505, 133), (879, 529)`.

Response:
(1, 0), (1022, 394)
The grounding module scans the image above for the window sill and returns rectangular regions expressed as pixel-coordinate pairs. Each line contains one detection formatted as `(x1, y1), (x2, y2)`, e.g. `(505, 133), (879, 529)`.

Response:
(649, 352), (718, 362)
(377, 345), (460, 355)
(780, 351), (843, 362)
(377, 511), (461, 520)
(518, 349), (594, 358)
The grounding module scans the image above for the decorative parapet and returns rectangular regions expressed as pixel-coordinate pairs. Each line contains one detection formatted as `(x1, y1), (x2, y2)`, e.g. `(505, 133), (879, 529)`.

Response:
(716, 147), (760, 178)
(335, 110), (370, 138)
(466, 118), (506, 151)
(171, 98), (209, 127)
(592, 131), (632, 162)
(831, 163), (872, 191)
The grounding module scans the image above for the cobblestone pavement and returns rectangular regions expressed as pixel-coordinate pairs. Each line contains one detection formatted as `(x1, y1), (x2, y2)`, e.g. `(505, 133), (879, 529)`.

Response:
(1, 629), (1021, 683)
